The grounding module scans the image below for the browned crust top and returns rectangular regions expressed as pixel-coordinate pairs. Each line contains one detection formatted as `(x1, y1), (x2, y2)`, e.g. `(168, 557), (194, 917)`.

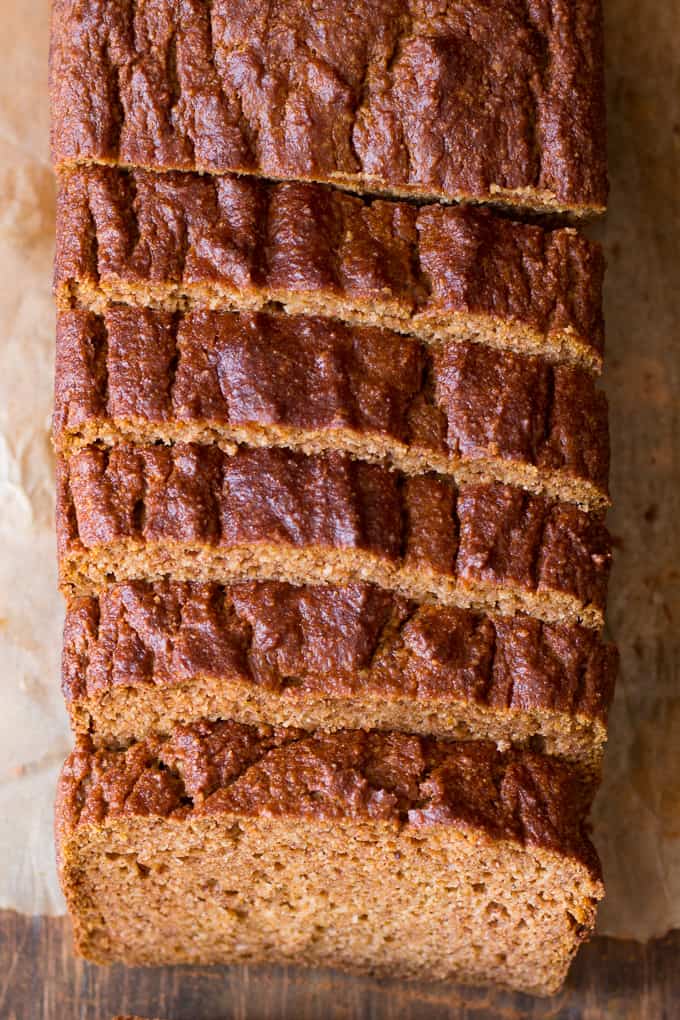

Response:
(50, 0), (607, 213)
(56, 444), (611, 622)
(63, 580), (616, 723)
(56, 721), (602, 880)
(54, 307), (610, 505)
(54, 167), (605, 370)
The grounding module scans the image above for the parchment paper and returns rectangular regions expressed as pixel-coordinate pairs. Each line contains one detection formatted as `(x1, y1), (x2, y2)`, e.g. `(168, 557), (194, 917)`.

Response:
(0, 0), (678, 939)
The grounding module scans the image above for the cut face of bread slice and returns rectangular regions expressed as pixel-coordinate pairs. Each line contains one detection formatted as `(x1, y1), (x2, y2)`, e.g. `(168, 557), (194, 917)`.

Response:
(54, 168), (605, 372)
(56, 444), (611, 628)
(49, 0), (606, 216)
(56, 723), (604, 995)
(63, 580), (617, 772)
(54, 307), (610, 511)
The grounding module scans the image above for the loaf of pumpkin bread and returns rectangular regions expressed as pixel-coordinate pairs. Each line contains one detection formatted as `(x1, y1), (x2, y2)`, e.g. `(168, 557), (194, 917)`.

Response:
(63, 580), (616, 773)
(50, 1), (612, 995)
(56, 444), (611, 628)
(54, 167), (605, 372)
(54, 307), (610, 510)
(56, 722), (604, 995)
(49, 0), (606, 215)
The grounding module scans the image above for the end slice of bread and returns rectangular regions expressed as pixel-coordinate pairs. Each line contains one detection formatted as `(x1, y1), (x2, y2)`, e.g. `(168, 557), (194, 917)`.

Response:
(57, 722), (604, 996)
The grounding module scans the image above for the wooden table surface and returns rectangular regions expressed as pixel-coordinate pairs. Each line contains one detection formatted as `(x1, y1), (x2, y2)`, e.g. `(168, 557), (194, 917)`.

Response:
(3, 1), (679, 1018)
(1, 911), (679, 1020)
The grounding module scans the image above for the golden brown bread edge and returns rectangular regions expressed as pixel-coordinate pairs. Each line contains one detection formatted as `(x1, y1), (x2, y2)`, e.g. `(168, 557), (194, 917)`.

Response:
(56, 722), (603, 995)
(49, 0), (607, 215)
(63, 579), (617, 772)
(54, 307), (610, 511)
(56, 444), (611, 629)
(54, 166), (606, 373)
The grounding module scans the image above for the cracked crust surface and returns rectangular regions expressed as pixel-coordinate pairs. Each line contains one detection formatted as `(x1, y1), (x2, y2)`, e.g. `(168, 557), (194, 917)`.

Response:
(57, 722), (601, 874)
(54, 167), (605, 372)
(54, 307), (610, 510)
(56, 444), (611, 628)
(56, 726), (603, 991)
(50, 0), (607, 214)
(62, 579), (616, 767)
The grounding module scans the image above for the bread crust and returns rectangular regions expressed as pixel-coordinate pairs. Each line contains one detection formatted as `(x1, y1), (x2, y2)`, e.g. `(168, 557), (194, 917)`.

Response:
(56, 444), (611, 628)
(54, 307), (610, 510)
(49, 0), (607, 214)
(54, 167), (606, 372)
(62, 579), (616, 765)
(56, 723), (602, 877)
(55, 726), (604, 992)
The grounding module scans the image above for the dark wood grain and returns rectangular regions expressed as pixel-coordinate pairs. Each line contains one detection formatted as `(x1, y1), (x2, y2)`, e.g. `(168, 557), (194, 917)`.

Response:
(0, 911), (678, 1020)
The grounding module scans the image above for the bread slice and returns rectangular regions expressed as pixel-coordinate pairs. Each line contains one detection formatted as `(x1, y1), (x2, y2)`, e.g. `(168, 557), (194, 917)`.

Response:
(49, 0), (606, 216)
(54, 307), (610, 511)
(54, 167), (605, 372)
(63, 579), (616, 772)
(56, 722), (604, 994)
(56, 444), (611, 628)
